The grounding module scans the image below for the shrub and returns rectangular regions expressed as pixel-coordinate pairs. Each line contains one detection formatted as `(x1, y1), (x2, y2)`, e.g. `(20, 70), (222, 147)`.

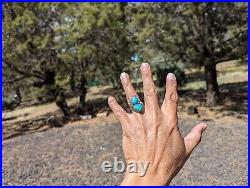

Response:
(2, 97), (16, 111)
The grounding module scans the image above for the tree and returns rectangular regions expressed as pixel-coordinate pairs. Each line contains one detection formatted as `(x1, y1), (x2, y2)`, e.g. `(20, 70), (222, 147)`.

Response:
(2, 3), (70, 116)
(56, 3), (132, 113)
(130, 3), (247, 105)
(3, 3), (133, 115)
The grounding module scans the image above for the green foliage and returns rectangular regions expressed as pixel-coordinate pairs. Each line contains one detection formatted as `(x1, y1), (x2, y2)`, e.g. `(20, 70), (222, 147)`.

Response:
(129, 3), (247, 105)
(155, 62), (186, 88)
(56, 3), (131, 88)
(130, 3), (248, 66)
(2, 97), (16, 111)
(3, 3), (132, 105)
(2, 3), (248, 108)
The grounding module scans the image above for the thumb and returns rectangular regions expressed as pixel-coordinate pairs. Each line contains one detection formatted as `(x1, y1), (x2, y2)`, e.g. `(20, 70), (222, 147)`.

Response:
(184, 123), (207, 156)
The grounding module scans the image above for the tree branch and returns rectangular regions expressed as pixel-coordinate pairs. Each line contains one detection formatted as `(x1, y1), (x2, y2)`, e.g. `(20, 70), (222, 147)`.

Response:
(3, 60), (45, 80)
(219, 31), (244, 47)
(3, 75), (28, 85)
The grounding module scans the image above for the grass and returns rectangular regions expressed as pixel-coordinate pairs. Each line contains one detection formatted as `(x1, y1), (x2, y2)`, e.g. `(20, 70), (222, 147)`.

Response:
(181, 61), (248, 91)
(182, 81), (206, 90)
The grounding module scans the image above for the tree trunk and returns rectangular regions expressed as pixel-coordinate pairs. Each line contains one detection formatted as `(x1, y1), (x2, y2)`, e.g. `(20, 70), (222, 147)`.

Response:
(43, 69), (70, 117)
(77, 74), (87, 115)
(69, 69), (76, 93)
(56, 89), (70, 117)
(204, 64), (220, 106)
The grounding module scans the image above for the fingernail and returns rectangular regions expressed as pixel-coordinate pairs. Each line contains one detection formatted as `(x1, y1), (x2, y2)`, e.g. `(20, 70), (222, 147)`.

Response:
(141, 63), (150, 70)
(167, 73), (176, 80)
(120, 72), (128, 84)
(108, 96), (114, 103)
(201, 123), (207, 132)
(120, 72), (127, 80)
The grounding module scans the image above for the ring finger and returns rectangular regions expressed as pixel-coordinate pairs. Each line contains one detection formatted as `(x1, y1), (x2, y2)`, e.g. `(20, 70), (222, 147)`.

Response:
(120, 72), (143, 115)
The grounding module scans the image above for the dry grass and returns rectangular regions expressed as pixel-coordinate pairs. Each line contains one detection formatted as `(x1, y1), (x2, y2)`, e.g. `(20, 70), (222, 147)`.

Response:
(2, 86), (111, 125)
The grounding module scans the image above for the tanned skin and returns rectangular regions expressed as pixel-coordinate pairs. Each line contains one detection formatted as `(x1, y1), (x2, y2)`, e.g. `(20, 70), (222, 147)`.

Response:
(108, 63), (207, 185)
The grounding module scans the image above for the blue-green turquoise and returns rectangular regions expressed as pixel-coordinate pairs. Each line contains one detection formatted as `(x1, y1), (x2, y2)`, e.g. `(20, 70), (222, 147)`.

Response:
(130, 96), (139, 105)
(133, 103), (143, 112)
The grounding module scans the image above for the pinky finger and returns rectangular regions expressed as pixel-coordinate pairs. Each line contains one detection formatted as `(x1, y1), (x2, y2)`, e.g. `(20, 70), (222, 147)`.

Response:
(108, 96), (129, 130)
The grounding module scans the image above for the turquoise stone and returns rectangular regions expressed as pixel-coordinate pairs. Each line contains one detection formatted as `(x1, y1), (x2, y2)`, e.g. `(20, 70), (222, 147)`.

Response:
(133, 103), (143, 112)
(130, 96), (139, 105)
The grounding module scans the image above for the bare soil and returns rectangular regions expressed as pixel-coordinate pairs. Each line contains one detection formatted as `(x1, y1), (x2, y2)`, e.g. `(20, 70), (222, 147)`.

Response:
(2, 117), (247, 185)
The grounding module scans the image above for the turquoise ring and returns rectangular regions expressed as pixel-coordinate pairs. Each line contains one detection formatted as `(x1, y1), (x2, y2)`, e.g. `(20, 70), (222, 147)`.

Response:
(129, 96), (144, 113)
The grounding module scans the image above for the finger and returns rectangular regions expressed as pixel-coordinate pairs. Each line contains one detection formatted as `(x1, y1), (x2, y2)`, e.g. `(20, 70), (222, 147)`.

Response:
(120, 72), (137, 102)
(108, 96), (130, 133)
(120, 72), (142, 116)
(184, 123), (207, 156)
(161, 73), (178, 117)
(140, 63), (159, 110)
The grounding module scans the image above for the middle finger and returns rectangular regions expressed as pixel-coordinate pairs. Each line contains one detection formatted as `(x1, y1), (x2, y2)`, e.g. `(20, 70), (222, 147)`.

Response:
(140, 63), (159, 111)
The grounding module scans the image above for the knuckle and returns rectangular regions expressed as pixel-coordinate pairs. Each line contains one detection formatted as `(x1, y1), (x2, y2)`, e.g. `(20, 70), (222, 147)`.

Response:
(188, 134), (202, 144)
(144, 87), (157, 96)
(124, 82), (132, 90)
(154, 113), (162, 128)
(138, 127), (146, 137)
(114, 108), (124, 118)
(168, 91), (178, 102)
(169, 124), (178, 134)
(122, 131), (132, 138)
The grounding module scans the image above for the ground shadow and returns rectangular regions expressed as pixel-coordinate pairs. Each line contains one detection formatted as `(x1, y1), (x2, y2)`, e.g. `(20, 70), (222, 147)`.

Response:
(3, 80), (247, 141)
(178, 81), (248, 116)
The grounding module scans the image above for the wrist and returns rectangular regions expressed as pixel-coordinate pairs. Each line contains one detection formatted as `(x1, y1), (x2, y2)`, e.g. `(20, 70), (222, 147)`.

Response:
(121, 172), (170, 186)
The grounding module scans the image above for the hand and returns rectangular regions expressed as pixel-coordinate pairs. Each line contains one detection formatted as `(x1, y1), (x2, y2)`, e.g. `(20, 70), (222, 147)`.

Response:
(108, 63), (207, 185)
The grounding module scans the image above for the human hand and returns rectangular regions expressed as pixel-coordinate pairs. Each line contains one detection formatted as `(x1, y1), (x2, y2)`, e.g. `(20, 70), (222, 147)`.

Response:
(108, 63), (207, 185)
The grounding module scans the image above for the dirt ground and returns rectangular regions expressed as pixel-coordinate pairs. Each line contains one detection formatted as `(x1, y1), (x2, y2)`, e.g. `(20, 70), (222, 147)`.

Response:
(2, 116), (248, 185)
